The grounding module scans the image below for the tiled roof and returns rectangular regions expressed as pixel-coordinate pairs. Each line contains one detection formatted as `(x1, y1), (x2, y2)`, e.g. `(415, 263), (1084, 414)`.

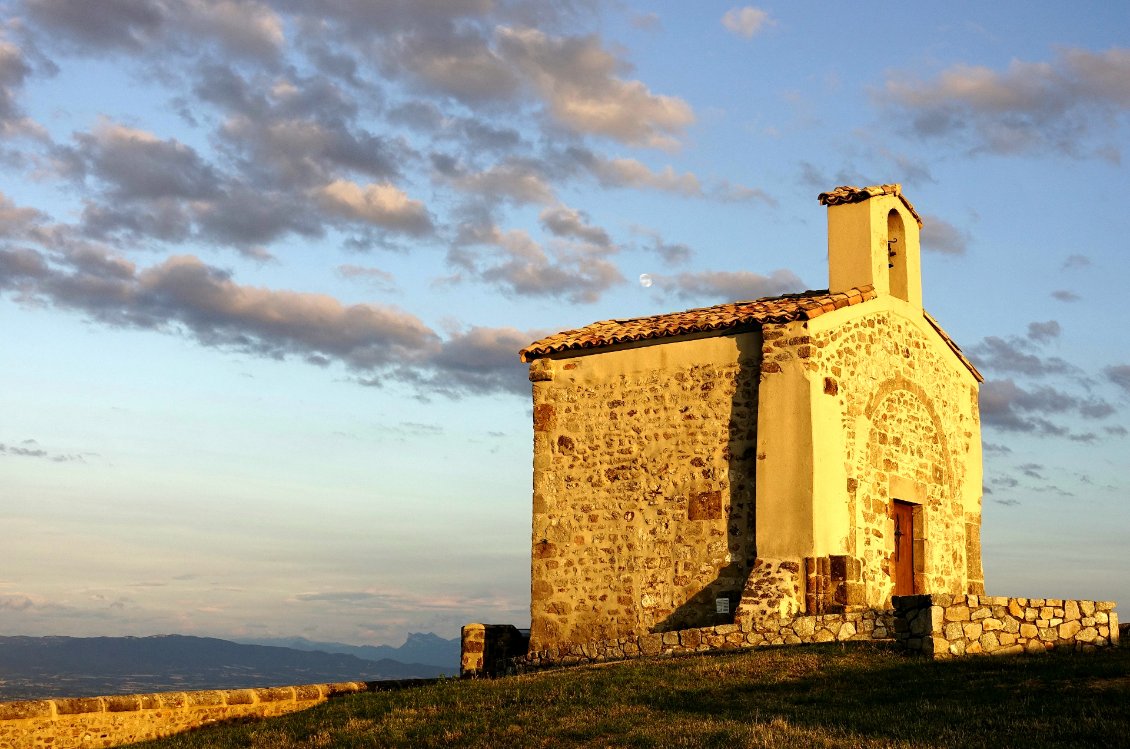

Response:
(519, 286), (876, 361)
(817, 184), (923, 227)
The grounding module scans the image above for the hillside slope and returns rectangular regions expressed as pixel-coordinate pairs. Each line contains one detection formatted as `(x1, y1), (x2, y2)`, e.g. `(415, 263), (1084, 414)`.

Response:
(134, 643), (1130, 749)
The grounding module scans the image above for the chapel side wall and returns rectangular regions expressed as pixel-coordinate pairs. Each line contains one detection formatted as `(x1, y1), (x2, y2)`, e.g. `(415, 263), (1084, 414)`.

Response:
(805, 300), (982, 606)
(528, 332), (762, 651)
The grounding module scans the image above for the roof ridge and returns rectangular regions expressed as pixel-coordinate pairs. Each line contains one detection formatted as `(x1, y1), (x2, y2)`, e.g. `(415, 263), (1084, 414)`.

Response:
(520, 285), (876, 361)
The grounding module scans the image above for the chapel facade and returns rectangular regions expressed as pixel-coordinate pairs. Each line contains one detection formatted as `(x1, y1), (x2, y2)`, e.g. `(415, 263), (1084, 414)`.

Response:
(519, 185), (984, 651)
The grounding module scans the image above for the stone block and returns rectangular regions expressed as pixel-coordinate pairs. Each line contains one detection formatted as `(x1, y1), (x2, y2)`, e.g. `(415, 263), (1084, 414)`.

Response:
(944, 623), (964, 640)
(1020, 623), (1039, 639)
(970, 607), (990, 621)
(0, 700), (52, 720)
(929, 606), (945, 632)
(639, 634), (663, 656)
(931, 637), (949, 656)
(1002, 617), (1020, 635)
(963, 622), (982, 640)
(55, 697), (104, 714)
(1081, 600), (1096, 617)
(979, 632), (1000, 651)
(105, 695), (141, 712)
(1077, 627), (1098, 643)
(837, 622), (857, 641)
(982, 618), (1003, 632)
(814, 628), (836, 643)
(945, 605), (970, 622)
(793, 616), (816, 638)
(1008, 600), (1024, 618)
(1065, 600), (1080, 621)
(1058, 620), (1082, 640)
(1025, 639), (1046, 654)
(991, 644), (1025, 657)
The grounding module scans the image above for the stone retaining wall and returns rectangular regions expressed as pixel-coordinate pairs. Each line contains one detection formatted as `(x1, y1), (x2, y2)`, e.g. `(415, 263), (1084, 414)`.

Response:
(0, 679), (434, 749)
(469, 596), (1120, 673)
(514, 608), (896, 671)
(894, 594), (1119, 658)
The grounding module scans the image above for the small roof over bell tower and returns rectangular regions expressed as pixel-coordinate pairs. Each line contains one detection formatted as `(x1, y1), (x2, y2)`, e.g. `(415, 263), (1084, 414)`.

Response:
(818, 184), (923, 309)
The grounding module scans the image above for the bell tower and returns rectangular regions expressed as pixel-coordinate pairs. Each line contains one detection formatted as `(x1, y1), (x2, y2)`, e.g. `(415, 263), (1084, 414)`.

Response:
(818, 184), (923, 309)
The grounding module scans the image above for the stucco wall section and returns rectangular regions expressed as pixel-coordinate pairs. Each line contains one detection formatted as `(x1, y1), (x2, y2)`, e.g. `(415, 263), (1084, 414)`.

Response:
(529, 332), (762, 650)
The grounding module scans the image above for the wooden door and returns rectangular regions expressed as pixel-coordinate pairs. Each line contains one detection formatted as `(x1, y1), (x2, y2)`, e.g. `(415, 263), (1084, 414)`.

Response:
(892, 500), (915, 596)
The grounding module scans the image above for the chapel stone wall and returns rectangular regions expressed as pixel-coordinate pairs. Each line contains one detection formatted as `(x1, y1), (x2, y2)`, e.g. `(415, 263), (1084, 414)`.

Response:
(811, 306), (983, 605)
(527, 332), (762, 650)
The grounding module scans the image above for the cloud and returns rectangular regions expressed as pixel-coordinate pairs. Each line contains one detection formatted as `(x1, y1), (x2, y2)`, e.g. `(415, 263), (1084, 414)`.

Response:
(1062, 253), (1091, 269)
(1026, 320), (1061, 343)
(920, 214), (970, 255)
(968, 335), (1075, 378)
(450, 160), (557, 205)
(649, 269), (805, 303)
(632, 226), (693, 266)
(0, 242), (533, 396)
(0, 33), (42, 138)
(180, 0), (286, 61)
(67, 121), (220, 201)
(337, 264), (396, 291)
(1106, 364), (1130, 395)
(881, 46), (1130, 159)
(721, 7), (773, 39)
(979, 378), (1110, 438)
(26, 0), (168, 52)
(385, 26), (520, 104)
(538, 205), (611, 248)
(630, 12), (661, 31)
(453, 223), (623, 304)
(496, 26), (694, 149)
(591, 157), (700, 195)
(1051, 289), (1080, 303)
(316, 180), (433, 235)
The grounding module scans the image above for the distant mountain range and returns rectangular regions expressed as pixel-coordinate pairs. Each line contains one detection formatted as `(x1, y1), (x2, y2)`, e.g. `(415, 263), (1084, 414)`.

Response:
(0, 635), (452, 701)
(236, 632), (461, 671)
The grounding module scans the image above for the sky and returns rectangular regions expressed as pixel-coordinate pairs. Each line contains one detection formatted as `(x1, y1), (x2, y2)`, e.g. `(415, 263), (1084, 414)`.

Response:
(0, 1), (1128, 648)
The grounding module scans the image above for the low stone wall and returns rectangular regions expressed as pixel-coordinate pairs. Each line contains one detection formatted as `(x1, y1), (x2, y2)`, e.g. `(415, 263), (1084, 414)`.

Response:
(894, 594), (1119, 658)
(515, 608), (896, 671)
(0, 679), (434, 749)
(460, 624), (530, 677)
(471, 596), (1120, 673)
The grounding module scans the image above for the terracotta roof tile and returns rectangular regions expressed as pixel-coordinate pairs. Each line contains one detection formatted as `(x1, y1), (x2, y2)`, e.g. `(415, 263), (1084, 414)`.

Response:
(817, 184), (923, 227)
(519, 286), (877, 361)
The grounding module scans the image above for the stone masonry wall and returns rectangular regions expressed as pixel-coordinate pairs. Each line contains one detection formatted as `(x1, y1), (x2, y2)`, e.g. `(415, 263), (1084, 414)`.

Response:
(0, 681), (387, 749)
(761, 309), (982, 605)
(528, 334), (761, 650)
(894, 594), (1119, 657)
(517, 608), (896, 672)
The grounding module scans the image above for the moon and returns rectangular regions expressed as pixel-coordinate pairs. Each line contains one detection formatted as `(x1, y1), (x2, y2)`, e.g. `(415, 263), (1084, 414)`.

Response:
(639, 273), (653, 288)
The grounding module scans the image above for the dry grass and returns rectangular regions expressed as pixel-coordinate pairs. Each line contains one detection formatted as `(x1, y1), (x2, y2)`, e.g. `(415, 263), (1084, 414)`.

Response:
(132, 643), (1130, 748)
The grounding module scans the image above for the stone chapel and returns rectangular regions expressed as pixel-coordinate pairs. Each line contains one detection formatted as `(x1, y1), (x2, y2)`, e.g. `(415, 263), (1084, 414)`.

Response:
(518, 185), (985, 651)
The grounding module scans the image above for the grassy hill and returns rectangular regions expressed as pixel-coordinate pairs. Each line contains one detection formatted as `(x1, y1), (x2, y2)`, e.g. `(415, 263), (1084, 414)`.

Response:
(134, 642), (1130, 748)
